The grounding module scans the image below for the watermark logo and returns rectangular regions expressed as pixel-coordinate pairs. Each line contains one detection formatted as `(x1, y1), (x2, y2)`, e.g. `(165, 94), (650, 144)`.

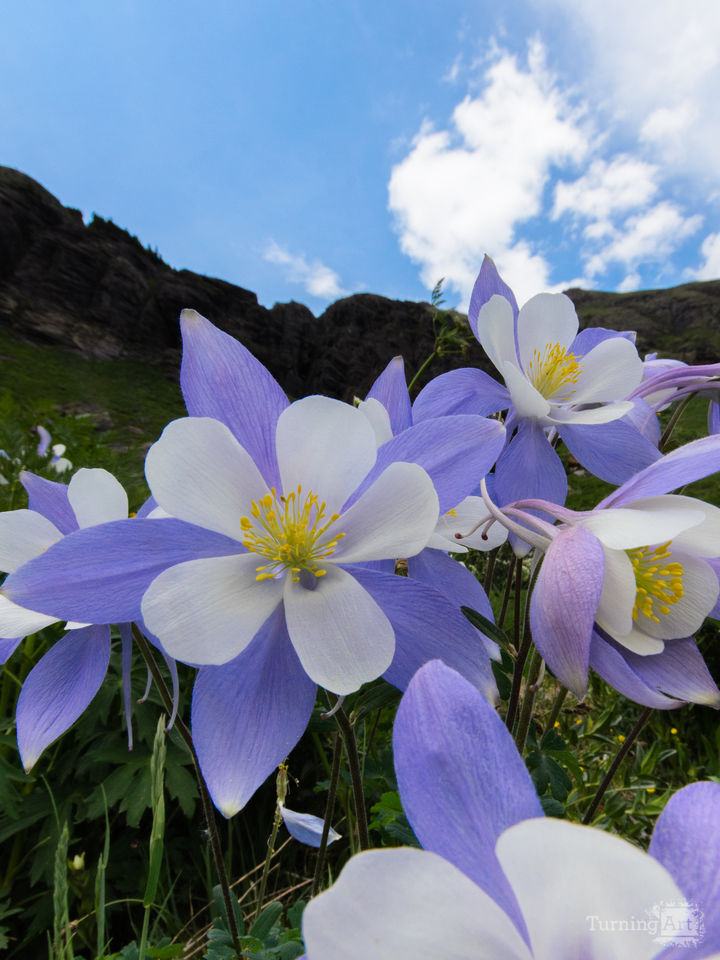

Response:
(586, 900), (704, 948)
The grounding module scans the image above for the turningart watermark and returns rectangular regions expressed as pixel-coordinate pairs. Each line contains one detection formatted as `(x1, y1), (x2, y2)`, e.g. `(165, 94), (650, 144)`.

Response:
(586, 900), (704, 948)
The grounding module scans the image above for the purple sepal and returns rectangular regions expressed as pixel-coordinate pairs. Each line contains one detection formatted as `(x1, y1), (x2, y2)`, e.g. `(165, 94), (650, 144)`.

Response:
(530, 526), (604, 699)
(651, 782), (720, 955)
(16, 624), (111, 771)
(706, 559), (720, 619)
(366, 357), (412, 434)
(600, 435), (720, 508)
(495, 420), (567, 511)
(407, 549), (500, 661)
(345, 564), (498, 702)
(557, 419), (661, 485)
(2, 518), (242, 623)
(616, 636), (720, 707)
(346, 415), (505, 515)
(180, 309), (289, 488)
(589, 630), (685, 710)
(279, 805), (341, 848)
(0, 636), (22, 663)
(135, 496), (158, 519)
(192, 607), (317, 817)
(19, 471), (78, 534)
(394, 660), (540, 944)
(624, 397), (662, 446)
(570, 327), (636, 354)
(709, 400), (720, 436)
(413, 368), (510, 421)
(468, 255), (519, 338)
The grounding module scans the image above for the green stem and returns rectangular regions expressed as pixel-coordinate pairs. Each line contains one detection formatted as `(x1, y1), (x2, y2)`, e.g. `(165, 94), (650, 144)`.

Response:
(137, 906), (151, 960)
(333, 704), (370, 850)
(255, 807), (282, 921)
(543, 685), (569, 735)
(497, 556), (517, 629)
(514, 648), (544, 753)
(582, 707), (653, 825)
(504, 559), (529, 731)
(482, 546), (499, 595)
(311, 732), (342, 898)
(131, 627), (242, 957)
(406, 351), (437, 395)
(659, 392), (695, 451)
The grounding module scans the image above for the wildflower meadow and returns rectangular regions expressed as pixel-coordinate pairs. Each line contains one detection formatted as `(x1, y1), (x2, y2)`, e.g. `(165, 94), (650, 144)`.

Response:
(1, 256), (719, 958)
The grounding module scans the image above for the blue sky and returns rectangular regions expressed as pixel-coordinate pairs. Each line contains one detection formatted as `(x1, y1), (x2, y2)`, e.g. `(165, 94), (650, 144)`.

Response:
(3, 1), (719, 315)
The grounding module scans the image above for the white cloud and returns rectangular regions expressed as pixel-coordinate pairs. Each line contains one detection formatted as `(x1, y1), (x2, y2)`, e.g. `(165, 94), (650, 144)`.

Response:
(552, 156), (659, 229)
(263, 240), (346, 299)
(538, 0), (720, 182)
(617, 272), (641, 293)
(387, 39), (589, 308)
(584, 203), (703, 279)
(692, 233), (720, 281)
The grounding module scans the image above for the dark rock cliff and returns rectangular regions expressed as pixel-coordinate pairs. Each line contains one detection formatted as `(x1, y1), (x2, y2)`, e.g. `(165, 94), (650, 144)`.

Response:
(1, 166), (719, 403)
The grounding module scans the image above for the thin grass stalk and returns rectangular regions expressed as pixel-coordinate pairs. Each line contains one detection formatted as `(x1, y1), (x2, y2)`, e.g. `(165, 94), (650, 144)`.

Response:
(333, 704), (370, 850)
(311, 732), (342, 898)
(582, 707), (653, 824)
(131, 626), (242, 957)
(514, 648), (544, 753)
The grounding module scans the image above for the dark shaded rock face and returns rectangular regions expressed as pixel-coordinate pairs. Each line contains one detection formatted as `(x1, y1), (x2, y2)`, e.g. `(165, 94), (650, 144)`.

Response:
(1, 166), (719, 403)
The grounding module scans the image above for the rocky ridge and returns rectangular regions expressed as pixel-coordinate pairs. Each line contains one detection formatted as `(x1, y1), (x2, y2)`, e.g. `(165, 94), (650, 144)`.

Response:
(1, 166), (719, 403)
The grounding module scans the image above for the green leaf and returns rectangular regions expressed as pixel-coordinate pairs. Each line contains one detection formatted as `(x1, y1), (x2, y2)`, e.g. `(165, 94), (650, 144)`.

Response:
(249, 901), (283, 940)
(461, 606), (510, 648)
(539, 796), (566, 818)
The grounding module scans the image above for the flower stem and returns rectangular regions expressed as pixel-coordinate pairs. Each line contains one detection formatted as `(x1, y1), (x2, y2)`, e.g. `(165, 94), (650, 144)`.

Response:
(333, 703), (370, 850)
(514, 648), (544, 753)
(581, 707), (653, 825)
(543, 685), (569, 735)
(255, 806), (282, 922)
(483, 546), (500, 594)
(659, 392), (695, 451)
(311, 732), (342, 898)
(406, 351), (437, 396)
(497, 556), (517, 629)
(131, 627), (242, 957)
(505, 559), (530, 731)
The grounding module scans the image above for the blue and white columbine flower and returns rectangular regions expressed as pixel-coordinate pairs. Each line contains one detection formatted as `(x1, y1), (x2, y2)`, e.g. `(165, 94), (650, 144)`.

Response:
(413, 256), (661, 517)
(2, 310), (500, 815)
(0, 468), (140, 769)
(303, 661), (720, 959)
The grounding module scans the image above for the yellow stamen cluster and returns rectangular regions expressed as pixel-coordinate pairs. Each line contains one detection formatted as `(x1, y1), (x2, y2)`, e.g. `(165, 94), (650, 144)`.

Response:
(240, 485), (345, 583)
(627, 541), (684, 623)
(526, 343), (584, 402)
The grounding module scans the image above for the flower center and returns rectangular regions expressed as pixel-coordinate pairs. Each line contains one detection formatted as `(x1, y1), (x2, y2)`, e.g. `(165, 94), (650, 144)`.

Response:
(627, 542), (684, 623)
(526, 343), (584, 402)
(240, 485), (345, 583)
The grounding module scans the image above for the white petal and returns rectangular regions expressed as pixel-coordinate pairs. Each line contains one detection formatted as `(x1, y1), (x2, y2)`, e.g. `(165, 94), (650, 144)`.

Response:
(595, 547), (636, 638)
(497, 818), (687, 960)
(141, 554), (284, 665)
(626, 496), (720, 558)
(580, 506), (705, 549)
(502, 362), (551, 419)
(438, 496), (508, 551)
(303, 847), (531, 960)
(145, 417), (268, 540)
(331, 462), (439, 563)
(68, 468), (128, 527)
(547, 401), (635, 424)
(610, 624), (665, 655)
(357, 398), (393, 447)
(571, 337), (643, 404)
(476, 295), (519, 373)
(0, 594), (58, 636)
(0, 510), (63, 572)
(517, 293), (578, 372)
(283, 565), (394, 694)
(275, 396), (377, 515)
(633, 551), (719, 641)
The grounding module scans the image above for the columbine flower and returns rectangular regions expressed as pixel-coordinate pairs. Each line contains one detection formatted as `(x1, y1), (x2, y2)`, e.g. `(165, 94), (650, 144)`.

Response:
(475, 435), (720, 706)
(412, 256), (660, 516)
(359, 355), (507, 665)
(0, 468), (142, 769)
(2, 309), (500, 815)
(302, 661), (720, 959)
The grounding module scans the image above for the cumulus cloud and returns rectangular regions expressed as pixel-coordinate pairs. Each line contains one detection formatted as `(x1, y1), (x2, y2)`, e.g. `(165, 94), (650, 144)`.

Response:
(538, 0), (720, 181)
(692, 233), (720, 281)
(584, 203), (703, 279)
(387, 39), (589, 307)
(263, 241), (346, 299)
(552, 156), (659, 233)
